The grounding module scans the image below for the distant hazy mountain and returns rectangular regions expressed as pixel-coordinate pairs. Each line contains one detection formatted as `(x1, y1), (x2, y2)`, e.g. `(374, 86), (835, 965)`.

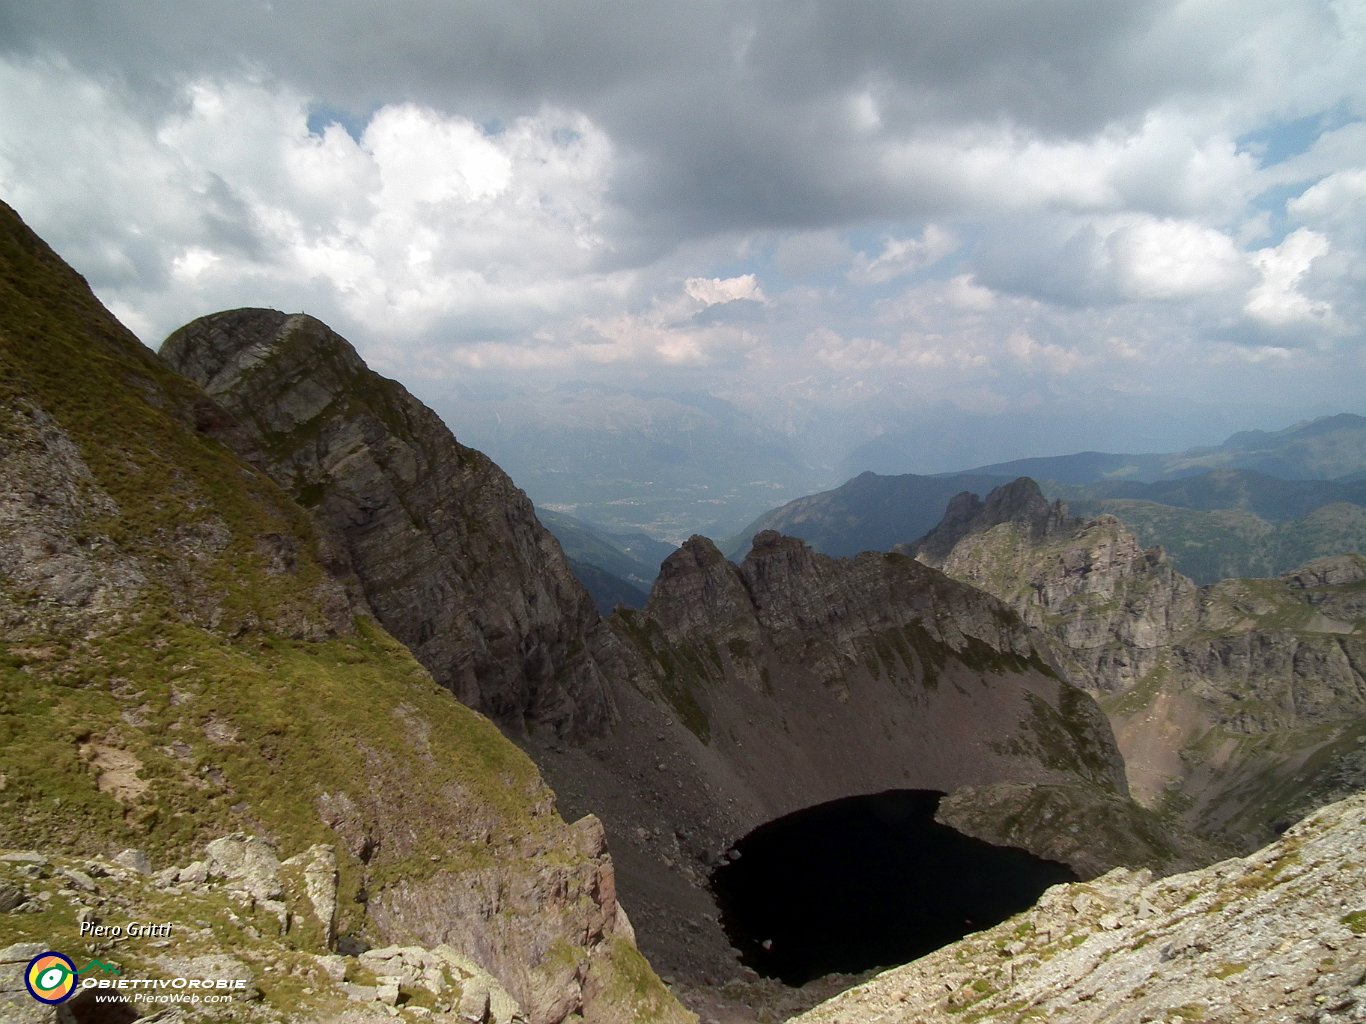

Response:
(432, 381), (828, 542)
(1063, 498), (1366, 584)
(1038, 469), (1366, 583)
(566, 558), (650, 614)
(962, 413), (1366, 484)
(537, 509), (675, 583)
(736, 418), (1366, 580)
(1057, 468), (1366, 520)
(724, 470), (1015, 559)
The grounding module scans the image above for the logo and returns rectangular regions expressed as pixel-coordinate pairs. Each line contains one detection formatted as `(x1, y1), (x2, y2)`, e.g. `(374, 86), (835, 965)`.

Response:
(25, 951), (78, 1005)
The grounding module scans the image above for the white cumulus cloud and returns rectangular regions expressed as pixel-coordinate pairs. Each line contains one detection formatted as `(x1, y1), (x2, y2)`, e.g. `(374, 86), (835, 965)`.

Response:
(1245, 227), (1335, 329)
(684, 274), (767, 306)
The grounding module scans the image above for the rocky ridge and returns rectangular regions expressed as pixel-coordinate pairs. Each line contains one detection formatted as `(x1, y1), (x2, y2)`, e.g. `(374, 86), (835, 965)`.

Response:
(910, 479), (1366, 850)
(790, 790), (1366, 1024)
(533, 531), (1188, 990)
(637, 530), (1125, 800)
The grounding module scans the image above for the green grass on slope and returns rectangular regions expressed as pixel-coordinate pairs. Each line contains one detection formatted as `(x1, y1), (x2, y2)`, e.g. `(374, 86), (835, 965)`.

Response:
(0, 617), (552, 935)
(0, 203), (342, 636)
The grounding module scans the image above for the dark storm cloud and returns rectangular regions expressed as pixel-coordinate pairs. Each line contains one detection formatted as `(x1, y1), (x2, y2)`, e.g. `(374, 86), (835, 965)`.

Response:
(3, 0), (1364, 439)
(0, 0), (1232, 242)
(737, 1), (1179, 132)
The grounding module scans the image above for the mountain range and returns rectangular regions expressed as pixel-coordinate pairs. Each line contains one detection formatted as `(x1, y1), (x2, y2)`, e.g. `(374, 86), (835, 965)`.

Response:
(844, 412), (1366, 485)
(730, 420), (1366, 585)
(157, 303), (1151, 996)
(2, 196), (1364, 1024)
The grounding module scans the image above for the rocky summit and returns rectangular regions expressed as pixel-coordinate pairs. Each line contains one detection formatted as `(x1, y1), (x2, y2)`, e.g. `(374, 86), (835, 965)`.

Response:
(161, 309), (618, 741)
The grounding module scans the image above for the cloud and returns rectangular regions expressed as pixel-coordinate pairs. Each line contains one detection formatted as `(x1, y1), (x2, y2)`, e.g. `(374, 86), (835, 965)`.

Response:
(1244, 227), (1334, 329)
(1006, 330), (1089, 375)
(685, 274), (767, 306)
(848, 226), (957, 286)
(1105, 218), (1251, 300)
(10, 0), (1354, 236)
(1288, 166), (1366, 245)
(0, 59), (629, 363)
(805, 328), (965, 374)
(1, 1), (1365, 470)
(773, 230), (852, 278)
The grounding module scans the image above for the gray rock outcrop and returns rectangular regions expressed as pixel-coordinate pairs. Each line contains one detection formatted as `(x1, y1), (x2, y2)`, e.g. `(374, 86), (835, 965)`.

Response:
(911, 479), (1200, 694)
(1, 837), (689, 1024)
(791, 790), (1366, 1024)
(161, 310), (617, 740)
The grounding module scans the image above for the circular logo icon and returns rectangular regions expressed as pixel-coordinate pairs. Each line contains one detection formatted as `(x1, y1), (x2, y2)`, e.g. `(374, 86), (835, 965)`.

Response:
(25, 951), (78, 1005)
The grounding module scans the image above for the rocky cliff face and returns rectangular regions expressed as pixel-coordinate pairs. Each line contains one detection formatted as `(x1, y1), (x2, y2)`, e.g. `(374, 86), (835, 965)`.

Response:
(911, 479), (1200, 694)
(791, 790), (1366, 1024)
(912, 479), (1366, 850)
(639, 530), (1125, 800)
(0, 201), (685, 1024)
(160, 310), (618, 740)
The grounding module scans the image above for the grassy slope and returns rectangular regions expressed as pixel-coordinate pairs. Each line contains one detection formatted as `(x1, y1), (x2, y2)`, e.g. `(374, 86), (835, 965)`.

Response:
(0, 197), (563, 914)
(0, 201), (688, 1021)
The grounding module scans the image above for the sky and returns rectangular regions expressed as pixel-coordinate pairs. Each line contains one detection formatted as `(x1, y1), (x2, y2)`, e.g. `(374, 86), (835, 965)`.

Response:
(1, 0), (1364, 476)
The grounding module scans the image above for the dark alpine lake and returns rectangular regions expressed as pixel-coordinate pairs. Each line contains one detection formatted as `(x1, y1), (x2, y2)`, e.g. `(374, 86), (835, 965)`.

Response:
(710, 789), (1078, 985)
